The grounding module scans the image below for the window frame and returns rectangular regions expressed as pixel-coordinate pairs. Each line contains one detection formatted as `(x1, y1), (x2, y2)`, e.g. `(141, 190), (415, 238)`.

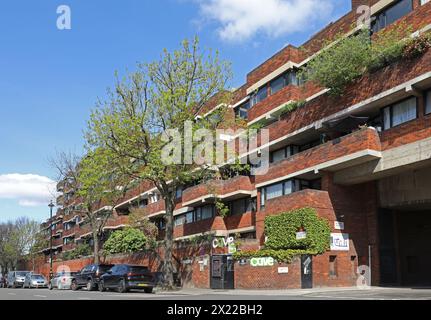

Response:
(382, 96), (418, 130)
(425, 90), (431, 115)
(371, 0), (413, 33)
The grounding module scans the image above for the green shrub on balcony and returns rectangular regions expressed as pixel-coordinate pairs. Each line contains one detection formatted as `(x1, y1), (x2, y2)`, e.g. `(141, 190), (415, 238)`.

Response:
(103, 228), (148, 255)
(61, 243), (92, 261)
(300, 24), (429, 96)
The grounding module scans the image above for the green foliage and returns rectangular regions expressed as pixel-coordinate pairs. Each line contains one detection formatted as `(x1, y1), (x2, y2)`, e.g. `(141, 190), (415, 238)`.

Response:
(215, 199), (230, 218)
(233, 249), (314, 263)
(264, 208), (330, 254)
(279, 100), (306, 117)
(103, 228), (148, 255)
(403, 33), (431, 60)
(300, 29), (371, 96)
(301, 24), (426, 96)
(61, 243), (92, 261)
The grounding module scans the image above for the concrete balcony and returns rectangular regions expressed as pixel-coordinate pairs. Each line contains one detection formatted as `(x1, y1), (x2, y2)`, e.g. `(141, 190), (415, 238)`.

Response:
(142, 200), (166, 218)
(62, 226), (76, 238)
(75, 224), (92, 240)
(182, 175), (255, 207)
(103, 215), (130, 231)
(256, 127), (382, 187)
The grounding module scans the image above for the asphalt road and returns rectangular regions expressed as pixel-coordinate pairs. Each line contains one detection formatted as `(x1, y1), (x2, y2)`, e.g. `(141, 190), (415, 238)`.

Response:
(1, 287), (431, 300)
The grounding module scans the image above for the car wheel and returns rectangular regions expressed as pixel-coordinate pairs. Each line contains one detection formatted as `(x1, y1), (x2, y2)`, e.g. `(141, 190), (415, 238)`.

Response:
(118, 279), (128, 293)
(71, 280), (79, 291)
(144, 287), (153, 294)
(86, 279), (94, 291)
(99, 280), (105, 292)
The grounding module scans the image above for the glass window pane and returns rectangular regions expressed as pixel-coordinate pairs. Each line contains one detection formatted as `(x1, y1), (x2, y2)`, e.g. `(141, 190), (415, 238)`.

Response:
(426, 91), (431, 115)
(383, 107), (391, 130)
(270, 76), (285, 95)
(266, 183), (283, 200)
(287, 71), (298, 86)
(201, 205), (214, 220)
(186, 211), (194, 224)
(231, 199), (245, 215)
(271, 148), (286, 163)
(372, 0), (412, 33)
(392, 97), (416, 127)
(251, 86), (268, 106)
(284, 180), (293, 195)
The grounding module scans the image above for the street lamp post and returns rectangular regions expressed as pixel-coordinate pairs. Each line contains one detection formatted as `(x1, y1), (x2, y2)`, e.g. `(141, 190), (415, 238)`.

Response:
(48, 200), (55, 282)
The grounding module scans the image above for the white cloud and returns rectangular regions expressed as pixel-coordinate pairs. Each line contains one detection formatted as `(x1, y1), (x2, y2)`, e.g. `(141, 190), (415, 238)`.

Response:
(0, 174), (57, 207)
(196, 0), (335, 42)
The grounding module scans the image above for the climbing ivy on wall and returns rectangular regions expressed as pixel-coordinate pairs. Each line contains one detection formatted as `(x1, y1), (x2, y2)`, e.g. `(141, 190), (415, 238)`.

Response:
(234, 207), (331, 262)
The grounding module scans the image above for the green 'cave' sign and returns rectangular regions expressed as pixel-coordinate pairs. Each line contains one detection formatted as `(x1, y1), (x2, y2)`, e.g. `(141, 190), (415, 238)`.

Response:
(250, 257), (274, 267)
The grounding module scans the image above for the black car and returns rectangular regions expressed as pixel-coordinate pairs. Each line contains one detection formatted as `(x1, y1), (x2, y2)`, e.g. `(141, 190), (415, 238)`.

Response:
(99, 264), (155, 293)
(71, 264), (114, 291)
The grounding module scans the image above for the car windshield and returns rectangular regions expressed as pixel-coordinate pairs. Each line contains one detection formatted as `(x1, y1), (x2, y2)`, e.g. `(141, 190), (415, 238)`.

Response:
(32, 275), (44, 280)
(129, 266), (149, 274)
(99, 265), (114, 273)
(16, 272), (28, 277)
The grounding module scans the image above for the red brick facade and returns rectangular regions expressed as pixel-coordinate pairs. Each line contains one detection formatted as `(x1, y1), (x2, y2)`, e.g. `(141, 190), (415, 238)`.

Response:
(39, 1), (431, 289)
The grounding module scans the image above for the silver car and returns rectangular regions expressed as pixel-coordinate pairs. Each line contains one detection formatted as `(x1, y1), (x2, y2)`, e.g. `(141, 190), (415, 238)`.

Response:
(23, 273), (48, 289)
(7, 271), (31, 288)
(49, 272), (77, 290)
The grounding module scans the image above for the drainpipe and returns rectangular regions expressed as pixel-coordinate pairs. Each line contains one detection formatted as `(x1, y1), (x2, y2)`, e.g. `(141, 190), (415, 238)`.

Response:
(368, 244), (372, 287)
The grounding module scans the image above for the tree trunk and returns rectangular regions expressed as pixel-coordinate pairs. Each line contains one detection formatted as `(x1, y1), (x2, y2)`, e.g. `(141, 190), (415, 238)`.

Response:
(92, 229), (100, 264)
(163, 196), (175, 289)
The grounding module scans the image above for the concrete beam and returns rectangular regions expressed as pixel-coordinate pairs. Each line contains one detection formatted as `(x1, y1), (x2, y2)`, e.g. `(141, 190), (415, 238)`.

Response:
(334, 137), (431, 185)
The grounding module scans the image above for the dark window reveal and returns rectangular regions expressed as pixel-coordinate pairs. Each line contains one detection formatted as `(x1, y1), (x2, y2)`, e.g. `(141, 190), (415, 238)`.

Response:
(372, 0), (413, 33)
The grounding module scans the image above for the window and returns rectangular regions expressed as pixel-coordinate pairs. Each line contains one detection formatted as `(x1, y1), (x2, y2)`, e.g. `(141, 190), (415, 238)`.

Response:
(235, 100), (251, 119)
(201, 205), (214, 220)
(174, 205), (215, 226)
(251, 86), (268, 107)
(383, 97), (417, 130)
(426, 91), (431, 115)
(229, 198), (256, 215)
(372, 0), (413, 33)
(175, 187), (183, 199)
(270, 145), (299, 163)
(270, 75), (285, 95)
(266, 183), (284, 200)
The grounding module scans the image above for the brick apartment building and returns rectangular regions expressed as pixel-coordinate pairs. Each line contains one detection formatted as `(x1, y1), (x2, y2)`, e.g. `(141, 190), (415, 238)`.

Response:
(37, 0), (431, 289)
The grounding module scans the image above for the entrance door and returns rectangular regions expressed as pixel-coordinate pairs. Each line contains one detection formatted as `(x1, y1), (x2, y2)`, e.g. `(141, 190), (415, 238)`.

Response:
(210, 255), (234, 289)
(301, 255), (313, 289)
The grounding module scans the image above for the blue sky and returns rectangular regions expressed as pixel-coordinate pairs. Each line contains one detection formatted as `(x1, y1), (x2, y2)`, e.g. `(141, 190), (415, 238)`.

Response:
(0, 0), (350, 223)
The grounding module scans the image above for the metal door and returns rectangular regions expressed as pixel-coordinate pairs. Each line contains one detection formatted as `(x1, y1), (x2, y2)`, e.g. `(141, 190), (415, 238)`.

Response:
(301, 255), (313, 289)
(210, 255), (234, 289)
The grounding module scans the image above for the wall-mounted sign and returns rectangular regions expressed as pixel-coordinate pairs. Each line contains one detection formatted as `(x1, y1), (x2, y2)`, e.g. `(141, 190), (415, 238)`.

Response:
(228, 243), (237, 254)
(239, 258), (247, 266)
(296, 231), (307, 240)
(182, 259), (193, 265)
(250, 257), (274, 267)
(334, 221), (345, 230)
(212, 237), (234, 249)
(278, 267), (289, 274)
(330, 233), (350, 251)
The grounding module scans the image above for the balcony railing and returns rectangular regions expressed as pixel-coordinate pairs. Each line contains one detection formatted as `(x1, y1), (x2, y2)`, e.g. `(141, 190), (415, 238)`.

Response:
(256, 127), (382, 186)
(103, 215), (130, 230)
(182, 175), (254, 207)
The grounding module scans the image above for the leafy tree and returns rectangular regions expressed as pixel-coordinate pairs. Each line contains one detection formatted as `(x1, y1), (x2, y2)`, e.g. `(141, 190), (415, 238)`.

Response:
(50, 149), (128, 264)
(85, 37), (231, 288)
(103, 228), (148, 255)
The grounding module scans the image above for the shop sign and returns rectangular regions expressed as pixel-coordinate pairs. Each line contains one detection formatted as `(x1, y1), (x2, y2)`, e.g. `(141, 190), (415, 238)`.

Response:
(212, 236), (234, 249)
(334, 221), (345, 230)
(278, 267), (289, 274)
(330, 233), (350, 251)
(296, 231), (307, 240)
(228, 243), (237, 254)
(250, 257), (274, 267)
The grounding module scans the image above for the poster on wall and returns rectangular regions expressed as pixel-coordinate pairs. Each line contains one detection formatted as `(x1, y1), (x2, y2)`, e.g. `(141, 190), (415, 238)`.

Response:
(330, 233), (350, 251)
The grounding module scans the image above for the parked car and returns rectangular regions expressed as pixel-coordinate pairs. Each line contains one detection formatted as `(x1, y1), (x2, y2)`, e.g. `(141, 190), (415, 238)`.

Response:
(23, 273), (48, 289)
(71, 264), (114, 291)
(99, 264), (155, 293)
(0, 274), (4, 288)
(7, 271), (31, 288)
(49, 271), (78, 290)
